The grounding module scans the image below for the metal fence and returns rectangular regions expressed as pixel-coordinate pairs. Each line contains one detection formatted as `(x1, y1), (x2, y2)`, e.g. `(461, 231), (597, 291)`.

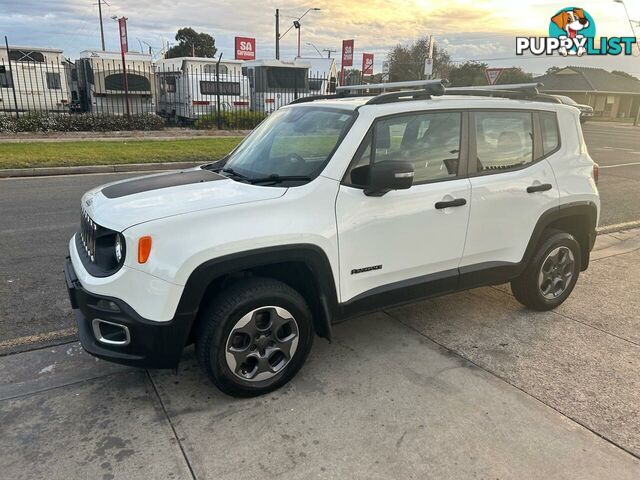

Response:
(0, 53), (339, 128)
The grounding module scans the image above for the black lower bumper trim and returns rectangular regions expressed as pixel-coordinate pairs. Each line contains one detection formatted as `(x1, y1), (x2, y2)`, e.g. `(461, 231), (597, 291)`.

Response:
(64, 257), (190, 369)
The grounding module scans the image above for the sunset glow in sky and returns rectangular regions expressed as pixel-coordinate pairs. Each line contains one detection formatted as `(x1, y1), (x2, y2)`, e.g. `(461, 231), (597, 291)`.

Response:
(1, 0), (639, 75)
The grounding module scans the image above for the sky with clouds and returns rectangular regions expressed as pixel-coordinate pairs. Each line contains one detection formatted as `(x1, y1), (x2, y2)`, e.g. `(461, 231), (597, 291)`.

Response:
(1, 0), (640, 76)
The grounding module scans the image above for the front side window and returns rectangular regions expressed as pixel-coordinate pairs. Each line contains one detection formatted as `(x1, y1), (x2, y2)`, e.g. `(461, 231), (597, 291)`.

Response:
(9, 50), (44, 62)
(475, 111), (533, 172)
(539, 111), (559, 156)
(266, 68), (307, 89)
(104, 73), (151, 92)
(46, 72), (61, 89)
(219, 107), (355, 183)
(200, 81), (240, 95)
(348, 111), (462, 185)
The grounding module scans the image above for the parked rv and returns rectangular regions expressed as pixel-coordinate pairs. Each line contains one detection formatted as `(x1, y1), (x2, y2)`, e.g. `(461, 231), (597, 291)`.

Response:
(0, 45), (70, 114)
(76, 50), (156, 115)
(242, 59), (311, 113)
(298, 57), (338, 95)
(155, 57), (250, 121)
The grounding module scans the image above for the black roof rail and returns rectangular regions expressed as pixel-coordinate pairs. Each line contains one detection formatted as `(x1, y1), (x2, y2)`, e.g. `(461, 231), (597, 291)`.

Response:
(288, 81), (561, 106)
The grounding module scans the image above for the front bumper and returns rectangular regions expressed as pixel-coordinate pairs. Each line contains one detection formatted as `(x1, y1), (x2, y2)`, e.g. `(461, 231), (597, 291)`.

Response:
(64, 257), (190, 369)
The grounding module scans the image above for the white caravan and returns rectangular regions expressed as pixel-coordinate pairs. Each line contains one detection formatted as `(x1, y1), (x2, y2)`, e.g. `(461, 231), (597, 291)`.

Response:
(242, 59), (311, 113)
(298, 57), (338, 95)
(0, 45), (70, 114)
(155, 57), (250, 121)
(76, 50), (156, 115)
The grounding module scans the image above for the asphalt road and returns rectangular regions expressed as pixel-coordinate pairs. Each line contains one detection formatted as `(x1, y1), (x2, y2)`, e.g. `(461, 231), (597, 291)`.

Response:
(0, 122), (638, 351)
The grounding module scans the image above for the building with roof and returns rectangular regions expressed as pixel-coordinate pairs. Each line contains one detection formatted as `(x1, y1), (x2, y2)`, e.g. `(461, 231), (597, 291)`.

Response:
(534, 66), (640, 120)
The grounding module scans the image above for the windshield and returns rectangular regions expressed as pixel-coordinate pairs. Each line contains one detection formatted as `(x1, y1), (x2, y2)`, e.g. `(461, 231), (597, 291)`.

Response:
(218, 106), (356, 185)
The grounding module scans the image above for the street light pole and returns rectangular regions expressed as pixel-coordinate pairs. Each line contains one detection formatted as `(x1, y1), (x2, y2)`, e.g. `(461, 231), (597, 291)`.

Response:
(278, 7), (320, 59)
(275, 9), (280, 60)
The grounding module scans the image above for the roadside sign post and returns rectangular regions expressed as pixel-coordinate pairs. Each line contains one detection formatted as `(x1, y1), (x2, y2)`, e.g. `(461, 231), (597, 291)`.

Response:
(215, 52), (223, 130)
(118, 17), (130, 118)
(340, 39), (354, 86)
(485, 68), (504, 85)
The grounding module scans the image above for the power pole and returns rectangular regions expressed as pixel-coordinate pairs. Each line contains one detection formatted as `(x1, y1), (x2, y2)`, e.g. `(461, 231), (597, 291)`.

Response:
(275, 9), (280, 60)
(323, 48), (337, 58)
(97, 0), (106, 51)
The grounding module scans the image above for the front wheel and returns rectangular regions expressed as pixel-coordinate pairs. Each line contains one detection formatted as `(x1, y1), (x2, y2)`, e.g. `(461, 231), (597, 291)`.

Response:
(511, 231), (581, 311)
(196, 277), (314, 397)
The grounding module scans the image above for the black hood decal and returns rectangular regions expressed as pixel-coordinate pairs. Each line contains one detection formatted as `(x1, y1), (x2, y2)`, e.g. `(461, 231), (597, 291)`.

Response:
(102, 169), (227, 199)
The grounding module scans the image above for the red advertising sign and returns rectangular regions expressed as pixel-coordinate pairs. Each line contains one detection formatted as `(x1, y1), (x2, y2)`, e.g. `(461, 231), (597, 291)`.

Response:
(362, 53), (374, 75)
(235, 37), (256, 60)
(341, 39), (354, 67)
(118, 17), (128, 54)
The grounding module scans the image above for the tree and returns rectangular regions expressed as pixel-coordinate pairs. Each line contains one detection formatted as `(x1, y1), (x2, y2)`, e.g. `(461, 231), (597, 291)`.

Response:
(447, 63), (533, 87)
(386, 36), (452, 82)
(166, 28), (217, 58)
(612, 70), (639, 81)
(545, 66), (562, 75)
(447, 62), (488, 87)
(497, 67), (533, 84)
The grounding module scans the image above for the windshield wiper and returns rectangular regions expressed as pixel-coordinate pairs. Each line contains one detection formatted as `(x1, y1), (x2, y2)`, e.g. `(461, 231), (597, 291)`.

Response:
(220, 167), (251, 181)
(249, 174), (312, 185)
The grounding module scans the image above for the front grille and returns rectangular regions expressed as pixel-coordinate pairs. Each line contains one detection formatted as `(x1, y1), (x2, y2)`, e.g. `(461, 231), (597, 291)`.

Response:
(80, 209), (97, 262)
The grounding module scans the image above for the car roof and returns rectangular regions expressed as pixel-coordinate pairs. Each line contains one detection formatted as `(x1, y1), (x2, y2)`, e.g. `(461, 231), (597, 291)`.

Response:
(288, 95), (566, 114)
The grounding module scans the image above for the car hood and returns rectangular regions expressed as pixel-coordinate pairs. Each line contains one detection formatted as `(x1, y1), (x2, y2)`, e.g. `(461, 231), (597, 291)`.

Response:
(81, 168), (287, 232)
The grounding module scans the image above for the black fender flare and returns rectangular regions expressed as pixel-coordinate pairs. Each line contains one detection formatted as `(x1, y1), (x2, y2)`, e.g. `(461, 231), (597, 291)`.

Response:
(521, 200), (598, 271)
(173, 244), (339, 346)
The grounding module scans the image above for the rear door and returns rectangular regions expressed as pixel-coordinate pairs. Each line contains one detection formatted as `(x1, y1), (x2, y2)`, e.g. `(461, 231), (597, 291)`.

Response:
(460, 110), (560, 276)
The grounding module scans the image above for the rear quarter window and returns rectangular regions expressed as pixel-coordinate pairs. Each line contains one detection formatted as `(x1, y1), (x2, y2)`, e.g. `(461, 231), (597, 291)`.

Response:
(539, 111), (560, 156)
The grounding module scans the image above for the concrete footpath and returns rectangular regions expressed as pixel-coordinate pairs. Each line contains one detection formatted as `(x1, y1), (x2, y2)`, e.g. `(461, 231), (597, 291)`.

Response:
(1, 231), (639, 479)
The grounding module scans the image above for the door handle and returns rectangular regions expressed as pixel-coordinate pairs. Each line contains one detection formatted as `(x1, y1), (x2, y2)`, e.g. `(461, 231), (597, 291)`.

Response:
(527, 183), (552, 193)
(435, 198), (467, 209)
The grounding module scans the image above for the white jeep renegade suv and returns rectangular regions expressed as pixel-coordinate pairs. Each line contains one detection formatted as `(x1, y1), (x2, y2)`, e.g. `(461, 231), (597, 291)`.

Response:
(65, 81), (599, 397)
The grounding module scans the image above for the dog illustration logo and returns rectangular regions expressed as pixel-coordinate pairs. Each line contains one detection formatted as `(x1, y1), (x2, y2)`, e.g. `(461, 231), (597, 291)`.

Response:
(549, 7), (596, 56)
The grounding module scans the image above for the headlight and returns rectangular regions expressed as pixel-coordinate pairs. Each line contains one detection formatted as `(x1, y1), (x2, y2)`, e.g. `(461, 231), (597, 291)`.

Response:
(114, 234), (124, 263)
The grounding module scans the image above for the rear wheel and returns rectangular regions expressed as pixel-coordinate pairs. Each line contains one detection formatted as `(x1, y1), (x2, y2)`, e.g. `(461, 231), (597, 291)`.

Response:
(511, 231), (581, 311)
(196, 277), (314, 397)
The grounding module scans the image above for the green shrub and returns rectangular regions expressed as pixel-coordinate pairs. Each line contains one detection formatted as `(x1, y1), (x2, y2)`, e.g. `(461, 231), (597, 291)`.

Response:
(193, 111), (267, 130)
(0, 113), (165, 133)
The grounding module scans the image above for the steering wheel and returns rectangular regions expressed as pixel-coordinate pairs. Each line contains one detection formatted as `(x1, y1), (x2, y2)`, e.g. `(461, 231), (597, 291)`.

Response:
(284, 153), (306, 174)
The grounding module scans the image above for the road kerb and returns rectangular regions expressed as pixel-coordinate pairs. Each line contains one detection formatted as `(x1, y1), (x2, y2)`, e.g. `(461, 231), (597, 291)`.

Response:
(597, 220), (640, 235)
(0, 161), (203, 178)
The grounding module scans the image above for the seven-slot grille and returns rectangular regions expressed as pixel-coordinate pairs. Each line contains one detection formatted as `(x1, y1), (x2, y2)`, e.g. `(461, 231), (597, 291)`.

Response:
(80, 209), (97, 262)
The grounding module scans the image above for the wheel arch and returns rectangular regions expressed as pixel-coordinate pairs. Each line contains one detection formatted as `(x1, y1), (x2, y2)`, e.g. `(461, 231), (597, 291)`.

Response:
(523, 201), (598, 272)
(174, 244), (339, 347)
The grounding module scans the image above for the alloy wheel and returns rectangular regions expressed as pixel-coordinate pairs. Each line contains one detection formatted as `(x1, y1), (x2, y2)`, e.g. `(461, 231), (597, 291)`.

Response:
(538, 246), (575, 300)
(225, 306), (299, 382)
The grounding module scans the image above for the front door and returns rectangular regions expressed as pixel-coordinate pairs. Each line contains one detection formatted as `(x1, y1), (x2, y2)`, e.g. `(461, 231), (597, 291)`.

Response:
(336, 110), (471, 307)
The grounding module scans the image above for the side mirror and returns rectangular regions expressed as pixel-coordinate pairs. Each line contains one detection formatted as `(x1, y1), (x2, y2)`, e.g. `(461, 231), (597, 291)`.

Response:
(365, 161), (414, 197)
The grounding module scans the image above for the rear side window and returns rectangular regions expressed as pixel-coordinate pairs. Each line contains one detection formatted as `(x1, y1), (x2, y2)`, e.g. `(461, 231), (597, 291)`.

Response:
(539, 111), (560, 156)
(475, 111), (533, 172)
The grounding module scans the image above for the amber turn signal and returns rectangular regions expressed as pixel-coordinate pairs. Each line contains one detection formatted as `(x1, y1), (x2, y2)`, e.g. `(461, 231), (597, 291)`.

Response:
(137, 236), (152, 264)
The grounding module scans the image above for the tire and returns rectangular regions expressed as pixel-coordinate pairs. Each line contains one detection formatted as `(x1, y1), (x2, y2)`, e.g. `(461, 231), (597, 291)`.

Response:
(511, 231), (582, 311)
(195, 277), (314, 397)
